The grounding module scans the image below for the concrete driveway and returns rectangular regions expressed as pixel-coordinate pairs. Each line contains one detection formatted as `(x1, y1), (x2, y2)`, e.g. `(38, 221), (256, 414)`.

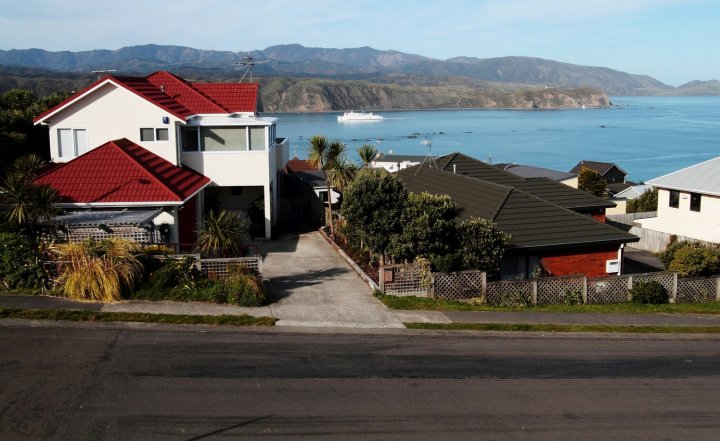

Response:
(254, 232), (404, 328)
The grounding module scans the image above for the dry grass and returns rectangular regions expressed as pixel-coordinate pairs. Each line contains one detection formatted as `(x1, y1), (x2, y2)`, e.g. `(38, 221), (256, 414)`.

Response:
(52, 239), (143, 302)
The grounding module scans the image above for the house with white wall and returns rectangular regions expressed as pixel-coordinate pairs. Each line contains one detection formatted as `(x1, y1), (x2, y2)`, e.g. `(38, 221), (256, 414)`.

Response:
(34, 71), (288, 242)
(636, 157), (720, 243)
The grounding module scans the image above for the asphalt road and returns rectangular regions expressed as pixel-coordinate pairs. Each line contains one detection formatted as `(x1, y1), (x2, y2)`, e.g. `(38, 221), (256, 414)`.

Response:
(1, 323), (719, 440)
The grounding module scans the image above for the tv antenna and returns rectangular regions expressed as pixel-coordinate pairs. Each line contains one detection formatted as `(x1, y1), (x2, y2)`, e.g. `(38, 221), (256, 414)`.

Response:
(414, 135), (438, 175)
(232, 54), (271, 82)
(91, 69), (117, 81)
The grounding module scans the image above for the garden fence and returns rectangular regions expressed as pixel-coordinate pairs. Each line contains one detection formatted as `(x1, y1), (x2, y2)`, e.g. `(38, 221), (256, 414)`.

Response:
(380, 264), (720, 305)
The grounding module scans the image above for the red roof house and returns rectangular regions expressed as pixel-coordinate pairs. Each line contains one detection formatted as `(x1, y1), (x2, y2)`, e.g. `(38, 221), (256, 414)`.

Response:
(33, 71), (288, 240)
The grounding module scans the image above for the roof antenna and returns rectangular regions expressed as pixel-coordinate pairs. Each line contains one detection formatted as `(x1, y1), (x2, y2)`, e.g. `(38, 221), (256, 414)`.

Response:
(231, 54), (271, 82)
(414, 135), (438, 175)
(91, 69), (117, 81)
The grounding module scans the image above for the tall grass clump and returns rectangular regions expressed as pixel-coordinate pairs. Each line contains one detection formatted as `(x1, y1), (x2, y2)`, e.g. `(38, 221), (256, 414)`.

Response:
(52, 238), (143, 302)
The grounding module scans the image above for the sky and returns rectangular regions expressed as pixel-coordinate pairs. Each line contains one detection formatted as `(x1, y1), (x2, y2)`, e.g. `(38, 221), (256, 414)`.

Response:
(0, 0), (718, 86)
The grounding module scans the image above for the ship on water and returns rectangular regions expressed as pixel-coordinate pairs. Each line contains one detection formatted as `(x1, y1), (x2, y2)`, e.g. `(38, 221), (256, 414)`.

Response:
(337, 111), (384, 122)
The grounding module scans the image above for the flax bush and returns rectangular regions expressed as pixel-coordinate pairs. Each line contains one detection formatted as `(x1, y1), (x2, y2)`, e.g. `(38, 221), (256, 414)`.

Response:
(52, 238), (142, 302)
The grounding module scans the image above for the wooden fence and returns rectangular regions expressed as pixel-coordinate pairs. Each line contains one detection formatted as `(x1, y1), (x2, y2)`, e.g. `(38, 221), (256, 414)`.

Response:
(380, 264), (720, 305)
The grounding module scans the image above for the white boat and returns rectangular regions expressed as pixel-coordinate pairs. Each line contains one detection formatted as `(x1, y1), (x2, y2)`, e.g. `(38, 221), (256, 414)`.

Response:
(337, 111), (383, 121)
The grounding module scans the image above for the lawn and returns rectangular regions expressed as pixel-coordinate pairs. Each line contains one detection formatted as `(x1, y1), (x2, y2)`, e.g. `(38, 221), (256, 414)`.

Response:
(377, 294), (720, 314)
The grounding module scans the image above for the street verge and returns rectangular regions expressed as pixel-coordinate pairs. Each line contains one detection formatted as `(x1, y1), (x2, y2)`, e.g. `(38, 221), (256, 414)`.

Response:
(405, 322), (720, 334)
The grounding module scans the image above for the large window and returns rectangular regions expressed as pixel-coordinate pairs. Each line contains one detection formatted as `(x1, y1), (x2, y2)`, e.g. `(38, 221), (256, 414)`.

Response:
(669, 190), (680, 208)
(58, 128), (87, 158)
(690, 193), (702, 212)
(181, 126), (267, 152)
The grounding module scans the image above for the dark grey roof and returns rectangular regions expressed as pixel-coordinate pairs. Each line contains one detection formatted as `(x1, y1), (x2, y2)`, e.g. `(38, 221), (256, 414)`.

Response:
(498, 163), (577, 182)
(397, 167), (637, 252)
(55, 209), (164, 227)
(293, 170), (327, 188)
(376, 154), (429, 163)
(436, 153), (614, 210)
(607, 182), (633, 196)
(570, 160), (628, 177)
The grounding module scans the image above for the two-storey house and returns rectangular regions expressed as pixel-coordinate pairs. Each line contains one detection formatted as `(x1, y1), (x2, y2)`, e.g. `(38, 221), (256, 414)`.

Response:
(33, 71), (288, 243)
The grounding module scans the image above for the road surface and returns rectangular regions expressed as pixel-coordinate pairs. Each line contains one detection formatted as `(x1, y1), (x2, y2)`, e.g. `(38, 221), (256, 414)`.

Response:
(1, 322), (719, 440)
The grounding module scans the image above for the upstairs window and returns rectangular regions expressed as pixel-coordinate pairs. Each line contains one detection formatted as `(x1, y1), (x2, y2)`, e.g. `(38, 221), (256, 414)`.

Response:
(669, 190), (680, 208)
(58, 128), (87, 158)
(140, 128), (169, 142)
(690, 193), (702, 212)
(140, 128), (155, 141)
(180, 126), (267, 152)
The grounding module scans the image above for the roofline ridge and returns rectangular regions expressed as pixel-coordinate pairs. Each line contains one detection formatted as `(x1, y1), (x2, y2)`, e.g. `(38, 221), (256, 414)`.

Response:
(111, 139), (184, 201)
(647, 155), (720, 185)
(147, 71), (228, 114)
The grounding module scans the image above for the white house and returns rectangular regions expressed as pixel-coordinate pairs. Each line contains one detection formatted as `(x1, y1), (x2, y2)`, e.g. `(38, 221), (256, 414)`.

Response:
(636, 157), (720, 243)
(371, 154), (428, 172)
(34, 71), (289, 241)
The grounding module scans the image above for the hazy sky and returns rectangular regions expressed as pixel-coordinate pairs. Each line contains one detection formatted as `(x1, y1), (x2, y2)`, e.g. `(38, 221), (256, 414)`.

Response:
(1, 0), (717, 86)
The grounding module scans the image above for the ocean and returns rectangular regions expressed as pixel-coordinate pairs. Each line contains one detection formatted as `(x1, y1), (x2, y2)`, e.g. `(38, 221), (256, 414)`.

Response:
(268, 96), (720, 183)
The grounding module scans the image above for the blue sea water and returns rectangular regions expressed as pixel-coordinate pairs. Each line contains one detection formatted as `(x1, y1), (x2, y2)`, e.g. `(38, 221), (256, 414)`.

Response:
(269, 96), (720, 183)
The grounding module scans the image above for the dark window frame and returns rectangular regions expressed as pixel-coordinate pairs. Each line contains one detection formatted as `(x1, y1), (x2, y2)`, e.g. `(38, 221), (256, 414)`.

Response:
(669, 190), (680, 208)
(690, 192), (702, 212)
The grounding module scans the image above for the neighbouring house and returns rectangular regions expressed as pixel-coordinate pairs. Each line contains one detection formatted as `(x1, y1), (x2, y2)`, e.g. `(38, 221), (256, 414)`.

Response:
(284, 157), (340, 205)
(636, 157), (720, 244)
(398, 154), (639, 279)
(495, 163), (578, 188)
(372, 154), (429, 172)
(607, 184), (653, 215)
(570, 160), (632, 196)
(33, 71), (289, 241)
(438, 153), (615, 222)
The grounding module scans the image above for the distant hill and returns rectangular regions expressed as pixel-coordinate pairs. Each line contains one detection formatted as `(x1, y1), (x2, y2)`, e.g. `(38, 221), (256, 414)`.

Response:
(0, 43), (684, 96)
(676, 80), (720, 95)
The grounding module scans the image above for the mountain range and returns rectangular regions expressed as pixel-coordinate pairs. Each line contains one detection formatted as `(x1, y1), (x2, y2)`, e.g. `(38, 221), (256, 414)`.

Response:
(0, 44), (716, 111)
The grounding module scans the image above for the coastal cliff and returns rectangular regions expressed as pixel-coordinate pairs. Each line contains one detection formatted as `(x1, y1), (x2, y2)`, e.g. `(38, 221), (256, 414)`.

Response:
(259, 78), (610, 112)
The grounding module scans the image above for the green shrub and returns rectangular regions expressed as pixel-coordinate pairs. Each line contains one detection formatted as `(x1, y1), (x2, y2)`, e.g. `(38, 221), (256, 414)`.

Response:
(563, 289), (582, 305)
(0, 231), (47, 289)
(147, 257), (201, 290)
(630, 281), (668, 304)
(668, 245), (720, 277)
(659, 240), (695, 269)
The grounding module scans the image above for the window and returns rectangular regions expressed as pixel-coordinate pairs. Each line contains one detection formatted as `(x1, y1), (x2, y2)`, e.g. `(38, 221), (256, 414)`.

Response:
(669, 190), (680, 208)
(230, 186), (243, 196)
(180, 126), (268, 152)
(140, 128), (155, 141)
(181, 127), (199, 151)
(690, 193), (702, 212)
(202, 127), (246, 151)
(249, 126), (266, 151)
(156, 128), (169, 141)
(58, 128), (87, 158)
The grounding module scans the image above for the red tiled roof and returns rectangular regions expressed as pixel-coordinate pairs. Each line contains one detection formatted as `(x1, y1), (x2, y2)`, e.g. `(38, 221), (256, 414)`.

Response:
(34, 71), (259, 123)
(285, 157), (318, 173)
(34, 138), (210, 205)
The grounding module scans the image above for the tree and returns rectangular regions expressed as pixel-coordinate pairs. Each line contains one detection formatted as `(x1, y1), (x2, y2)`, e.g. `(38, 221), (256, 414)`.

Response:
(307, 135), (348, 238)
(577, 166), (607, 198)
(357, 144), (379, 168)
(0, 154), (59, 235)
(387, 192), (459, 267)
(194, 210), (248, 257)
(627, 188), (658, 213)
(457, 217), (511, 276)
(341, 169), (407, 265)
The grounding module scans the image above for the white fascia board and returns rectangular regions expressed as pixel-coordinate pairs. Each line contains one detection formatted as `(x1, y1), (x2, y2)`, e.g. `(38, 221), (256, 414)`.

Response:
(186, 114), (277, 126)
(57, 201), (183, 208)
(34, 79), (119, 125)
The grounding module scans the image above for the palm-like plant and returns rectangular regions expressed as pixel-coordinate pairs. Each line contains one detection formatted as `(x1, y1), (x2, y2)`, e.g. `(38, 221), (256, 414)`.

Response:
(52, 238), (142, 302)
(194, 210), (248, 258)
(308, 135), (348, 238)
(357, 144), (380, 168)
(0, 154), (59, 234)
